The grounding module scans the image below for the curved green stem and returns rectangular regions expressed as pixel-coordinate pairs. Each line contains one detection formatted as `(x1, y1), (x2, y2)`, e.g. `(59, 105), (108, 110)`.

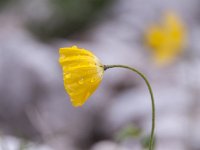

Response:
(104, 65), (155, 150)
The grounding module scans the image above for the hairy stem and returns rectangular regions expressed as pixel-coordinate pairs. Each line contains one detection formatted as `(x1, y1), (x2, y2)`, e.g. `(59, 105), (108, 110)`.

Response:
(104, 65), (155, 150)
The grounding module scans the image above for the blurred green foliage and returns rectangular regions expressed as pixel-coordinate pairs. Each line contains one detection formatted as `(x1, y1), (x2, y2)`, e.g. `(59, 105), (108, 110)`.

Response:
(141, 135), (156, 150)
(0, 0), (11, 9)
(115, 125), (156, 149)
(27, 0), (113, 40)
(115, 125), (142, 141)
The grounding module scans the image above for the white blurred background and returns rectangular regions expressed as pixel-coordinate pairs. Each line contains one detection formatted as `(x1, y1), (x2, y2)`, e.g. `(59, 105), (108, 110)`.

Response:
(0, 0), (200, 150)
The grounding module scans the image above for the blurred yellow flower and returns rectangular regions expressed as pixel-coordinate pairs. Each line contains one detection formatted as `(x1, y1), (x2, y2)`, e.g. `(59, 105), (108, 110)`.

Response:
(59, 46), (104, 107)
(146, 12), (185, 65)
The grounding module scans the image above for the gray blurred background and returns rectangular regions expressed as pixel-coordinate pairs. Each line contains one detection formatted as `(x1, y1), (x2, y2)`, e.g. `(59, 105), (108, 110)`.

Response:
(0, 0), (200, 150)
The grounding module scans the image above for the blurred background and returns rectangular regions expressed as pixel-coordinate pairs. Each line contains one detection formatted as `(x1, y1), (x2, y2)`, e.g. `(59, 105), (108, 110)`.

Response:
(0, 0), (200, 150)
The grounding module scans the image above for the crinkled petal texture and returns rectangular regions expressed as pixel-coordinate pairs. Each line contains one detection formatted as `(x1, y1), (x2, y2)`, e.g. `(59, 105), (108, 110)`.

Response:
(59, 46), (104, 107)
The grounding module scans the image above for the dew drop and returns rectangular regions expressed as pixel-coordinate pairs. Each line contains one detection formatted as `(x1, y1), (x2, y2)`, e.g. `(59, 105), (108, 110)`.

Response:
(65, 73), (71, 79)
(72, 45), (78, 49)
(91, 77), (97, 83)
(89, 63), (95, 66)
(78, 78), (84, 84)
(74, 102), (83, 107)
(60, 55), (65, 59)
(71, 100), (83, 107)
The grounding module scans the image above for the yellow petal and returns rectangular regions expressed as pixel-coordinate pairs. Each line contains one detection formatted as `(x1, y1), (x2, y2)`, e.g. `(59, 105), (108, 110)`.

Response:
(59, 46), (104, 107)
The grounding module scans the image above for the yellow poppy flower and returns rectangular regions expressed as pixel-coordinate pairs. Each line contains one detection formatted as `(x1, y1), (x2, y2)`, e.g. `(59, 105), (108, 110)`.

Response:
(59, 46), (156, 150)
(59, 46), (104, 107)
(146, 11), (185, 65)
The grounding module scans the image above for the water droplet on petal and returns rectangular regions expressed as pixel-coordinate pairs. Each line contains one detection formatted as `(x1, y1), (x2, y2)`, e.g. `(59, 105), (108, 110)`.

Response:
(91, 77), (97, 83)
(72, 45), (78, 49)
(60, 55), (65, 59)
(89, 63), (94, 66)
(78, 78), (84, 84)
(65, 73), (71, 79)
(74, 102), (83, 107)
